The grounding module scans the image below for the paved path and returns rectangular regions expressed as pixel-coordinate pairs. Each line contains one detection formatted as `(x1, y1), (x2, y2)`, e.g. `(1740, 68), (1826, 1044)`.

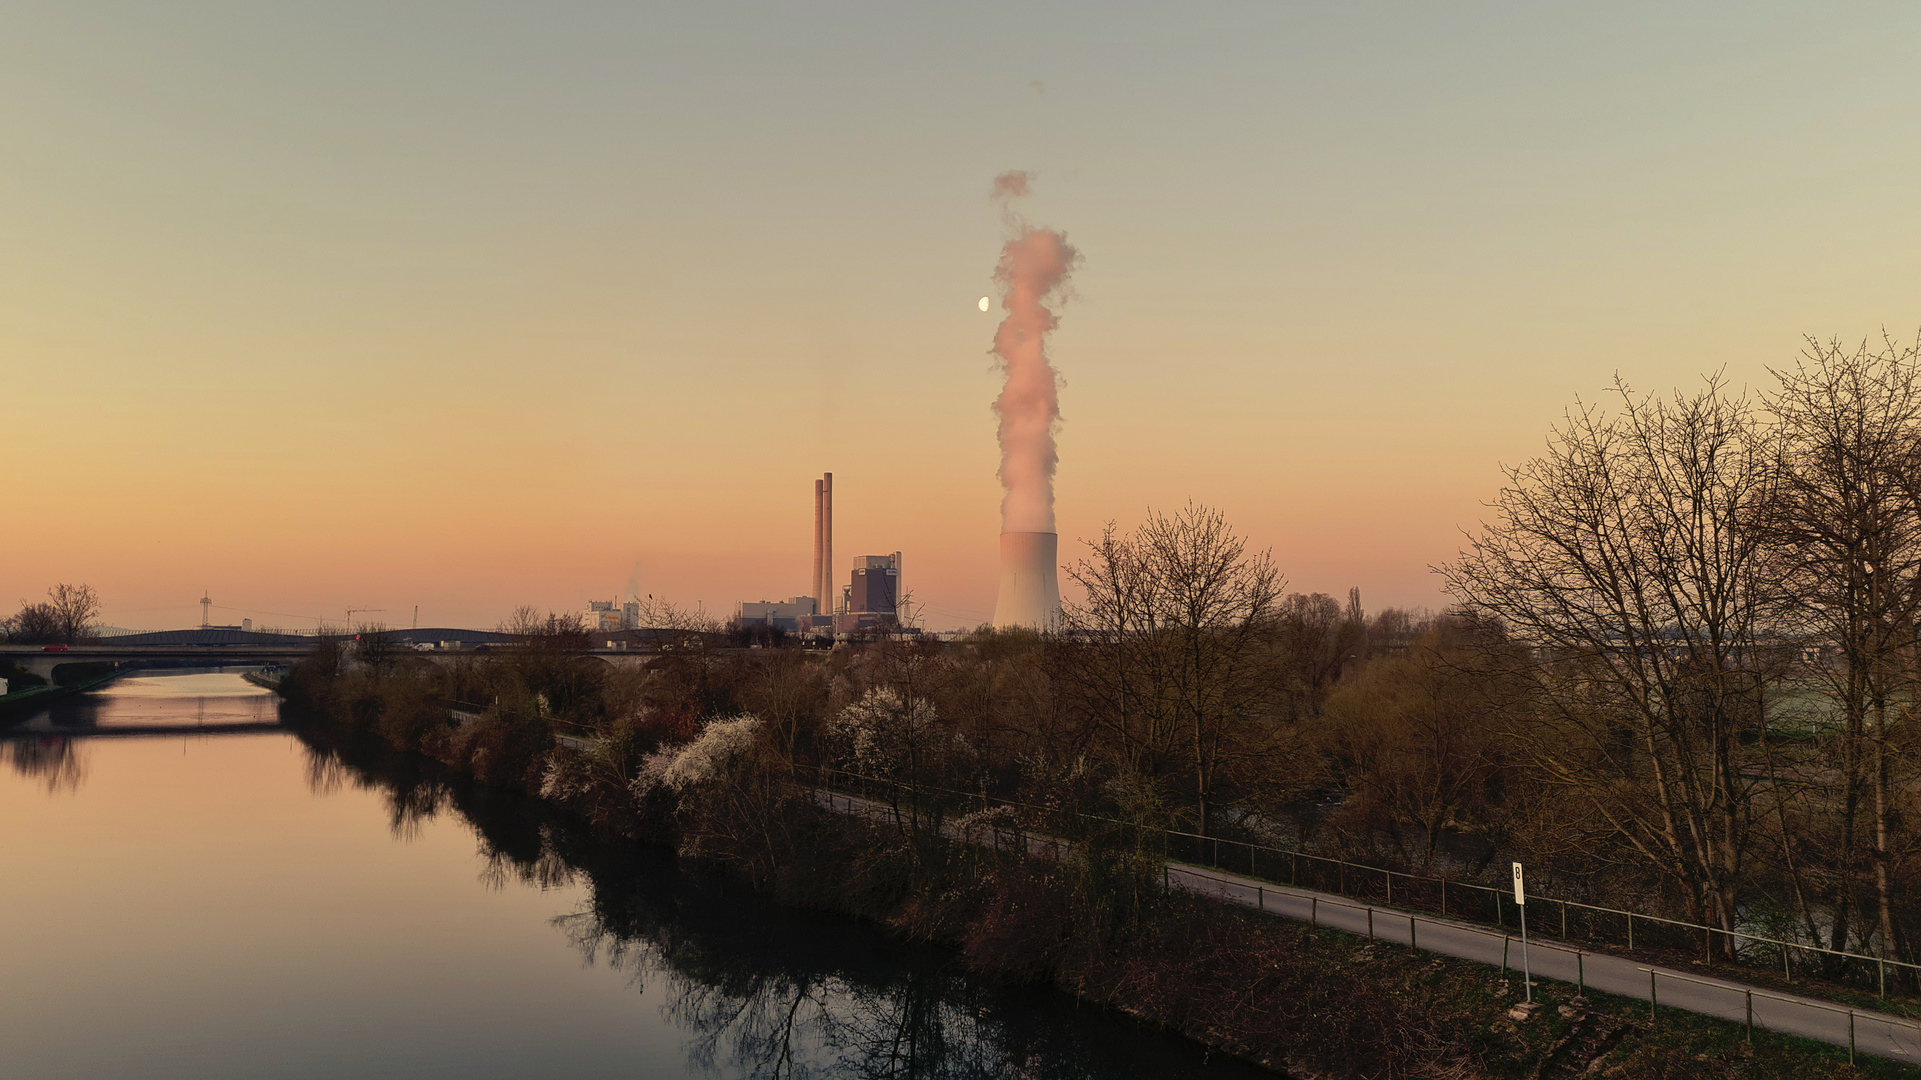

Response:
(817, 789), (1921, 1062)
(1174, 861), (1920, 1061)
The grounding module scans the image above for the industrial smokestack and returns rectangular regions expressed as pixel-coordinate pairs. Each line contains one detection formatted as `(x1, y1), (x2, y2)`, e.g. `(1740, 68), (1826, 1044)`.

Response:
(821, 472), (835, 615)
(986, 172), (1075, 631)
(813, 478), (824, 616)
(992, 532), (1060, 630)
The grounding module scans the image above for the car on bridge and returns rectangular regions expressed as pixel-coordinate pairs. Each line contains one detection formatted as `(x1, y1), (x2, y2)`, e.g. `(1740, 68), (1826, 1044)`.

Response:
(41, 645), (69, 652)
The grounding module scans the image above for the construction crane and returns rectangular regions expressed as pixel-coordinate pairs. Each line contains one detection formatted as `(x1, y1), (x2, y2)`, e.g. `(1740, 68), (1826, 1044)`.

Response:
(344, 608), (386, 628)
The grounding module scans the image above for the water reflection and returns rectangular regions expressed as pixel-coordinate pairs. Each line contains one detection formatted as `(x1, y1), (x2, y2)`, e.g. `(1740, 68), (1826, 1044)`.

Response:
(2, 737), (86, 793)
(10, 668), (279, 733)
(2, 668), (283, 792)
(293, 723), (1264, 1080)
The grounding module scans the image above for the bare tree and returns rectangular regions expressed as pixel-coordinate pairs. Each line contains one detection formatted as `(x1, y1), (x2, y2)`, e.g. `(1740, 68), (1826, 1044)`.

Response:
(1317, 615), (1519, 872)
(1275, 591), (1367, 719)
(1443, 373), (1779, 941)
(7, 584), (98, 645)
(634, 595), (723, 650)
(1760, 334), (1921, 963)
(352, 621), (400, 672)
(5, 602), (62, 645)
(47, 584), (99, 644)
(1061, 503), (1290, 837)
(1058, 521), (1175, 783)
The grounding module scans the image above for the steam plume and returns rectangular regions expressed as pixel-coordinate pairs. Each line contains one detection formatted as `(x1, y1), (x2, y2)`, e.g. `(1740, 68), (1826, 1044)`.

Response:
(990, 170), (1031, 200)
(989, 171), (1079, 534)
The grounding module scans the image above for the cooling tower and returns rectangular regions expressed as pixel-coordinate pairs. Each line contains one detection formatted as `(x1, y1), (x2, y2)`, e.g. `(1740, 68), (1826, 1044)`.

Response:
(991, 531), (1061, 631)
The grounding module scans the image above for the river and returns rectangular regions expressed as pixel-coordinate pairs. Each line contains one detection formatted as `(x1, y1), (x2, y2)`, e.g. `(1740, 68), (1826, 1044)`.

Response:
(0, 670), (1266, 1079)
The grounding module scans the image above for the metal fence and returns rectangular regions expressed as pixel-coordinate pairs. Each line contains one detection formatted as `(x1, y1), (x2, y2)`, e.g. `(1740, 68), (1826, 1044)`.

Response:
(1641, 965), (1921, 1064)
(814, 767), (1921, 1002)
(1170, 859), (1921, 1065)
(1164, 824), (1921, 1000)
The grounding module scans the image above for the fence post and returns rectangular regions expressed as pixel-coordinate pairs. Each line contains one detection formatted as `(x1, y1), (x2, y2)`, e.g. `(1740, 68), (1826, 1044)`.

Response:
(1561, 899), (1568, 939)
(1164, 865), (1169, 893)
(1649, 970), (1657, 1022)
(1503, 935), (1510, 975)
(1257, 885), (1263, 911)
(1577, 951), (1584, 997)
(1340, 862), (1345, 894)
(1386, 869), (1392, 904)
(1783, 944), (1791, 983)
(1849, 1011), (1856, 1064)
(1880, 958), (1887, 1000)
(1311, 896), (1318, 928)
(1627, 912), (1634, 951)
(1410, 914), (1417, 952)
(1441, 877), (1447, 916)
(1291, 852), (1298, 885)
(1745, 989), (1752, 1041)
(1368, 907), (1374, 941)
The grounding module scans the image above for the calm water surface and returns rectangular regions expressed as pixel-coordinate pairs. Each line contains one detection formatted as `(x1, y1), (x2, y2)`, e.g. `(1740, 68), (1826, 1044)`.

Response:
(0, 671), (1264, 1080)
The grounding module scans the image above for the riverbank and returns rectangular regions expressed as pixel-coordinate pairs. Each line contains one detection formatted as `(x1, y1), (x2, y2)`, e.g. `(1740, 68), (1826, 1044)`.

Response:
(3, 679), (1264, 1080)
(272, 657), (1904, 1079)
(0, 667), (126, 723)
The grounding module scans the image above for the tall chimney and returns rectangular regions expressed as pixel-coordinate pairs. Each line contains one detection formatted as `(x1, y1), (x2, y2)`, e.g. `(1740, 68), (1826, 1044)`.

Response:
(821, 473), (835, 615)
(813, 478), (824, 616)
(890, 550), (903, 624)
(992, 532), (1061, 631)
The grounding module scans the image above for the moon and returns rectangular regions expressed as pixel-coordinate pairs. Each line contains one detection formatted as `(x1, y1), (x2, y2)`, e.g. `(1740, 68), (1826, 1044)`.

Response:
(978, 296), (991, 312)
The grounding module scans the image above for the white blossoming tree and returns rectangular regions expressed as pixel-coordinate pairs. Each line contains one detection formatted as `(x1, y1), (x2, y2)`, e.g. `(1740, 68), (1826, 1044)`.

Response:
(632, 714), (765, 797)
(631, 713), (800, 885)
(825, 687), (974, 854)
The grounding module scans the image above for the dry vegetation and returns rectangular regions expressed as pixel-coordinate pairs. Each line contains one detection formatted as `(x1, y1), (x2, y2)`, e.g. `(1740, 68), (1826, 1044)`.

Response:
(280, 336), (1921, 1076)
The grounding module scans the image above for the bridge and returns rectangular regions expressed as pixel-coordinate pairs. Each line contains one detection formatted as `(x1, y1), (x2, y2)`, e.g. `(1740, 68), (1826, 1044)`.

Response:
(0, 629), (678, 683)
(1, 720), (288, 739)
(0, 644), (316, 683)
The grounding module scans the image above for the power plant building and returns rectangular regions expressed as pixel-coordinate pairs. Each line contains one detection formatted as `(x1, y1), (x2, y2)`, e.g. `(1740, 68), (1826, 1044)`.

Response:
(849, 555), (898, 616)
(730, 473), (911, 636)
(736, 597), (818, 632)
(833, 551), (902, 633)
(586, 599), (641, 633)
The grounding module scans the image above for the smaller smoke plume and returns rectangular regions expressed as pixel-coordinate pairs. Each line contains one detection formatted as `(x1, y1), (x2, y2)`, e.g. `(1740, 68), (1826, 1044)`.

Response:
(990, 170), (1031, 201)
(987, 172), (1079, 535)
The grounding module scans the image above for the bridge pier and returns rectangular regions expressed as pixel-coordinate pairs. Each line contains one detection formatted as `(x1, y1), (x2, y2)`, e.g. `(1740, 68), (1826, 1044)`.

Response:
(14, 655), (63, 683)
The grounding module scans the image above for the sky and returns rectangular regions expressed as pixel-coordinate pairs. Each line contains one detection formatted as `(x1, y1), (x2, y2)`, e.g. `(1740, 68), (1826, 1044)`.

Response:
(6, 2), (1921, 632)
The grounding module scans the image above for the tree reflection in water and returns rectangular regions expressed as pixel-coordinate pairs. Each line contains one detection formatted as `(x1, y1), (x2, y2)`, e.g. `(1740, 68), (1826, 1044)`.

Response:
(3, 737), (87, 793)
(292, 723), (1263, 1080)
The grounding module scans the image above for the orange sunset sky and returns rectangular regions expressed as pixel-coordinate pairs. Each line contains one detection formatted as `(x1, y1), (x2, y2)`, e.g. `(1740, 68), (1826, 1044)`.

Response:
(7, 4), (1921, 632)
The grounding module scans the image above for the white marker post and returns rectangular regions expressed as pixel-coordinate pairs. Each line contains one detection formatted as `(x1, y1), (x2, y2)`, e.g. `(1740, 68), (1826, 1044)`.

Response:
(1513, 862), (1532, 1004)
